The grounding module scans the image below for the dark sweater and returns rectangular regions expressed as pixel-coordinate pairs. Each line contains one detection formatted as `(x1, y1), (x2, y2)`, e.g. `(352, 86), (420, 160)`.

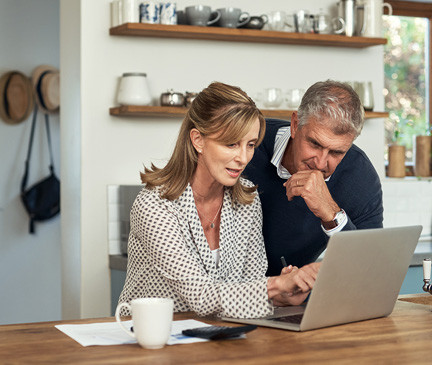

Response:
(244, 119), (383, 276)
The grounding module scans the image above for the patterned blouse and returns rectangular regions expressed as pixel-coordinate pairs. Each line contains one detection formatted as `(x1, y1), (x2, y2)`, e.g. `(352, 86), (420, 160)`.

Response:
(118, 178), (274, 319)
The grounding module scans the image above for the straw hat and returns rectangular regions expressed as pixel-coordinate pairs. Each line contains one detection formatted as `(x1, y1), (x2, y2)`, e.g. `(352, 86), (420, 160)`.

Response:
(32, 65), (60, 114)
(0, 71), (34, 125)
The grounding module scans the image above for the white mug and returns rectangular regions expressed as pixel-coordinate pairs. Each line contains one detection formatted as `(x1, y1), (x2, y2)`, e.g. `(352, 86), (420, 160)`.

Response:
(364, 0), (393, 37)
(115, 297), (174, 349)
(110, 1), (123, 27)
(122, 0), (139, 23)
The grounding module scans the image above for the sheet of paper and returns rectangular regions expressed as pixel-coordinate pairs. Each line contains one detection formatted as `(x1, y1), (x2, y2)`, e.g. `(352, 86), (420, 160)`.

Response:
(55, 319), (211, 347)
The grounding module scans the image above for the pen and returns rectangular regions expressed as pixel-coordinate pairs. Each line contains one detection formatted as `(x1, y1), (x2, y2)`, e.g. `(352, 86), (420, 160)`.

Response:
(280, 256), (287, 268)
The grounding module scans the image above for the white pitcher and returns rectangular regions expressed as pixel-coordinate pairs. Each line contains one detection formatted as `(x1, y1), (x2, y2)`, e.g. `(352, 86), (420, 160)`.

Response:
(363, 0), (393, 37)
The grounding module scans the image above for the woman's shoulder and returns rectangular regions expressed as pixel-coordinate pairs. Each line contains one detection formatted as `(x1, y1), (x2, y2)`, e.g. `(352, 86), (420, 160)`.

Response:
(133, 185), (177, 212)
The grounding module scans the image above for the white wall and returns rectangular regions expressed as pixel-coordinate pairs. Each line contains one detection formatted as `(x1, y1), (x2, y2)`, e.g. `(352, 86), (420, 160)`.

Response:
(58, 0), (386, 319)
(0, 0), (61, 325)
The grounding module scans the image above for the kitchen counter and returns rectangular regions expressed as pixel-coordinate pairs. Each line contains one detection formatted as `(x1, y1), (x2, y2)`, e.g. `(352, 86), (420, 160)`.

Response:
(1, 295), (431, 364)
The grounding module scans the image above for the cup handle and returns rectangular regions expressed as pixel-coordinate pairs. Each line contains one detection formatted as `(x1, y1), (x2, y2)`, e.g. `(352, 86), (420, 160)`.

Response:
(115, 303), (136, 339)
(237, 12), (251, 28)
(332, 17), (345, 34)
(383, 3), (393, 16)
(207, 10), (221, 26)
(261, 14), (268, 24)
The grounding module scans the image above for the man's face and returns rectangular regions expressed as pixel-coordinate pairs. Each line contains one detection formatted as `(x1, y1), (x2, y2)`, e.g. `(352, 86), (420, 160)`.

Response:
(287, 113), (355, 179)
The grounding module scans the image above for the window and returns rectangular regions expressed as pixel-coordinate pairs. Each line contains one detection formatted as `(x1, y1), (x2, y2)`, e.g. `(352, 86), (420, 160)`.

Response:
(383, 15), (428, 161)
(385, 1), (432, 165)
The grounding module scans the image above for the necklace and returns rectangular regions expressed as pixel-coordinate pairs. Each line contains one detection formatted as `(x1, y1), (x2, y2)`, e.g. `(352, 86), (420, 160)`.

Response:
(193, 192), (223, 229)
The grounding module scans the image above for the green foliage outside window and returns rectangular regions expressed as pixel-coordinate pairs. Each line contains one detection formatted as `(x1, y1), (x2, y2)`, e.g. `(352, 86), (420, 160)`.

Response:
(383, 16), (430, 161)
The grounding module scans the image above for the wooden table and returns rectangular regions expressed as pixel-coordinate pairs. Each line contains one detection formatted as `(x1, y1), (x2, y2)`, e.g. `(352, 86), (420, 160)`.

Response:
(1, 295), (431, 364)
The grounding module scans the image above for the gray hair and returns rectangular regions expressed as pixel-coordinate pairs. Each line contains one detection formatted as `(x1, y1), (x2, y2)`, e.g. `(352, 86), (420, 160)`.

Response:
(297, 80), (365, 138)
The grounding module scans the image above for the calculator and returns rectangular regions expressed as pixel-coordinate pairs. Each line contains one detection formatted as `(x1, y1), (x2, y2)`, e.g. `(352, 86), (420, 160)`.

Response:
(182, 324), (257, 340)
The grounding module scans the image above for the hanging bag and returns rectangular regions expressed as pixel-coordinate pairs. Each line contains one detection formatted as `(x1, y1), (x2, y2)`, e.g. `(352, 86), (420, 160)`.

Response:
(20, 106), (60, 233)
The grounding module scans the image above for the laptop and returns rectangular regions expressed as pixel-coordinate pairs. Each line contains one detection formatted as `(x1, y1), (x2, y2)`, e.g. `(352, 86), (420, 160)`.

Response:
(222, 225), (422, 331)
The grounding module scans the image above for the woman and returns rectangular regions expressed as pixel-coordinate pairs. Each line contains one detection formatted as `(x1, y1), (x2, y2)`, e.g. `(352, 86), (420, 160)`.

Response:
(118, 82), (319, 319)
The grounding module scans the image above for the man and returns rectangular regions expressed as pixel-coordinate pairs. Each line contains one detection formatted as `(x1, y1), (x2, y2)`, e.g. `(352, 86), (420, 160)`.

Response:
(244, 80), (383, 276)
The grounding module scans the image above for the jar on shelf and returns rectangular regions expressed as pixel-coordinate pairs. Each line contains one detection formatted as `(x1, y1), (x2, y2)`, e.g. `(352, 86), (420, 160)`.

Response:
(387, 144), (405, 178)
(117, 73), (152, 106)
(414, 135), (432, 177)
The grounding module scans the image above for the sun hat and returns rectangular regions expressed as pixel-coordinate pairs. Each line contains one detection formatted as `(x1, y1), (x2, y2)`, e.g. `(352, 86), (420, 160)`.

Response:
(0, 71), (34, 124)
(32, 65), (60, 114)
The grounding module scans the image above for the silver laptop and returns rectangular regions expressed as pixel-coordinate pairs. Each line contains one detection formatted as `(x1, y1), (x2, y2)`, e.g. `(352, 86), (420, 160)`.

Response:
(223, 225), (422, 331)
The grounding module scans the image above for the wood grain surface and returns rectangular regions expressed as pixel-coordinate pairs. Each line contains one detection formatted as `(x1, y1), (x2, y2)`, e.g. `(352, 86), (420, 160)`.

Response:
(1, 296), (431, 364)
(109, 23), (387, 48)
(109, 105), (389, 120)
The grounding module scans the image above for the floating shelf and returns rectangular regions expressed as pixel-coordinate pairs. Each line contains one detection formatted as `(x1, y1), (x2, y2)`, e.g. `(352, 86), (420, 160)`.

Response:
(109, 23), (387, 48)
(109, 105), (389, 120)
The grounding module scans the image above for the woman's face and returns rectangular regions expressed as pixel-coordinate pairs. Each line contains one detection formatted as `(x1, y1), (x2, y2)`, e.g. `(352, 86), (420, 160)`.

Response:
(193, 118), (261, 187)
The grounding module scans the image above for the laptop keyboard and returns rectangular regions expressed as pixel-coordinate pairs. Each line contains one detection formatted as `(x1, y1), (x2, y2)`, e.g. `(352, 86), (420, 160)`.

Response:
(269, 314), (304, 324)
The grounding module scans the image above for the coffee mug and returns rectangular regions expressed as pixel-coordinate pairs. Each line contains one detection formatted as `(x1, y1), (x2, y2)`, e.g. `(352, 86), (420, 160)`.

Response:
(139, 1), (161, 24)
(160, 3), (177, 25)
(363, 0), (393, 37)
(115, 298), (174, 349)
(185, 5), (221, 26)
(217, 7), (250, 28)
(177, 10), (187, 25)
(238, 14), (268, 30)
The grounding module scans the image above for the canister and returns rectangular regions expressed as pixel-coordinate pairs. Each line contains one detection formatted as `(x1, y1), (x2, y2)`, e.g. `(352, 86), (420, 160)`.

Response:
(117, 73), (152, 106)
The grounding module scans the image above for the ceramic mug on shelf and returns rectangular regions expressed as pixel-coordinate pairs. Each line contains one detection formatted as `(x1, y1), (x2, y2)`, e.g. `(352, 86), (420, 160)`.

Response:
(139, 1), (161, 24)
(122, 0), (139, 23)
(238, 14), (268, 30)
(217, 7), (250, 28)
(110, 1), (123, 27)
(363, 0), (393, 37)
(115, 298), (174, 349)
(185, 5), (221, 26)
(160, 2), (177, 25)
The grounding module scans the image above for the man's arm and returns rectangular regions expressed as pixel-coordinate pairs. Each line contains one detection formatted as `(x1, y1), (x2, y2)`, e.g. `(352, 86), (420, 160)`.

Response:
(283, 169), (383, 234)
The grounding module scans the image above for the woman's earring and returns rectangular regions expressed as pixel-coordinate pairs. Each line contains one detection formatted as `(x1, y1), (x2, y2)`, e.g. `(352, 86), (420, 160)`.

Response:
(198, 149), (202, 154)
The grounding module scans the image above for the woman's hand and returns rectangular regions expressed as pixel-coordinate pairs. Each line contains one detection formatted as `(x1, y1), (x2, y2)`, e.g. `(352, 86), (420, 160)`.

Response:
(267, 262), (321, 306)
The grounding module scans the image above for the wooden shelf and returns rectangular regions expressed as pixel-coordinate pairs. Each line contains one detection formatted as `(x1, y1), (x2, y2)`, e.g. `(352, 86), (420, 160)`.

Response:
(109, 105), (389, 120)
(109, 23), (387, 48)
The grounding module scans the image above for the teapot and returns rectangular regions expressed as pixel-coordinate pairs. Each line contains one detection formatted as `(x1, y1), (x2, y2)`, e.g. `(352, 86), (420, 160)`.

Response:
(239, 14), (268, 30)
(160, 89), (185, 106)
(184, 91), (198, 106)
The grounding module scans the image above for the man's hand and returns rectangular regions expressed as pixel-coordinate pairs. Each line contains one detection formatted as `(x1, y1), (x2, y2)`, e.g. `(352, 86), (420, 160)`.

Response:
(283, 170), (340, 222)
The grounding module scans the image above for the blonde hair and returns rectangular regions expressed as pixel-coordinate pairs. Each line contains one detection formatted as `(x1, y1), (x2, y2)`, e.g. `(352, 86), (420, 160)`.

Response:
(142, 82), (266, 204)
